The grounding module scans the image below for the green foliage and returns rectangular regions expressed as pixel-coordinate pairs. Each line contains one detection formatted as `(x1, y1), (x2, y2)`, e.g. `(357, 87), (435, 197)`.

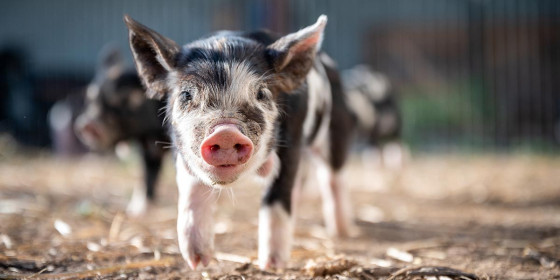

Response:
(399, 78), (498, 149)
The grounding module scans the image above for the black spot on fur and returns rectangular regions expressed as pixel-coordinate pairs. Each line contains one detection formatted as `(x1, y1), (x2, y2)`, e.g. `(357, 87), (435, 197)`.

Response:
(325, 62), (356, 171)
(262, 86), (308, 213)
(239, 103), (266, 134)
(183, 48), (227, 64)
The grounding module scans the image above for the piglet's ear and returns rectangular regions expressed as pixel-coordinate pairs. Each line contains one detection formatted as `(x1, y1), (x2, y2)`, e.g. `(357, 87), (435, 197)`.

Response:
(97, 45), (124, 80)
(267, 15), (327, 92)
(124, 15), (180, 99)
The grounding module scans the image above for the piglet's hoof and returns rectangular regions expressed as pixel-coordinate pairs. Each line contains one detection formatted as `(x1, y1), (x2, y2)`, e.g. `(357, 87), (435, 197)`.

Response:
(179, 239), (214, 270)
(178, 223), (215, 270)
(259, 252), (287, 270)
(184, 251), (212, 270)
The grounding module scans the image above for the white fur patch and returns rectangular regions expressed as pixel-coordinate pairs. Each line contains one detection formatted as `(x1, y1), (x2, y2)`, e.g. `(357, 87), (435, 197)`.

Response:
(303, 63), (332, 154)
(319, 52), (337, 68)
(225, 61), (260, 105)
(346, 89), (377, 129)
(343, 65), (390, 102)
(258, 202), (293, 269)
(86, 84), (100, 100)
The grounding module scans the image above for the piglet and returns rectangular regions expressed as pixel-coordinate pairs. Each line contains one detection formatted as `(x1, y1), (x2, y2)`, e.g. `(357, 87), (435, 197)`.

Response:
(74, 47), (169, 216)
(342, 65), (404, 168)
(124, 14), (356, 269)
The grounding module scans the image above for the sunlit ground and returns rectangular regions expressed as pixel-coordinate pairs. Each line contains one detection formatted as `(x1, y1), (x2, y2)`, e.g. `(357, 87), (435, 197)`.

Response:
(1, 142), (560, 279)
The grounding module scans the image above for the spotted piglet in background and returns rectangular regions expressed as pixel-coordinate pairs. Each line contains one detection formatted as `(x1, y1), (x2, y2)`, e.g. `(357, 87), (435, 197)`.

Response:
(124, 15), (356, 269)
(74, 47), (169, 216)
(342, 65), (405, 169)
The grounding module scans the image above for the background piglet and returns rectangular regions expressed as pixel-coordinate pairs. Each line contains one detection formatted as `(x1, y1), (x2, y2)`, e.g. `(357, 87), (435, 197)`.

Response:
(74, 47), (169, 216)
(342, 65), (405, 169)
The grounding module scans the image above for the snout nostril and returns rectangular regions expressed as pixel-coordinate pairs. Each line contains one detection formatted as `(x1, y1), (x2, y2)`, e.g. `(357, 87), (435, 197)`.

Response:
(210, 144), (220, 152)
(234, 144), (242, 151)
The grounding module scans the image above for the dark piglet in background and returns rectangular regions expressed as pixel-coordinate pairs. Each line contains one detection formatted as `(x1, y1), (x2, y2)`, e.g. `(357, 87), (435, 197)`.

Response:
(342, 65), (405, 168)
(124, 14), (356, 269)
(74, 47), (169, 216)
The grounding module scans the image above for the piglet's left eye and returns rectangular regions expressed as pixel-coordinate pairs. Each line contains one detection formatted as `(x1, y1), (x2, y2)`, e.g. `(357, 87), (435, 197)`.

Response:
(256, 90), (266, 100)
(180, 91), (192, 102)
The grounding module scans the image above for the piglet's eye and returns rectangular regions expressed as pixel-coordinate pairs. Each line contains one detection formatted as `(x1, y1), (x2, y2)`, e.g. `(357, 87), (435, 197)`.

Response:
(256, 90), (266, 101)
(180, 91), (192, 102)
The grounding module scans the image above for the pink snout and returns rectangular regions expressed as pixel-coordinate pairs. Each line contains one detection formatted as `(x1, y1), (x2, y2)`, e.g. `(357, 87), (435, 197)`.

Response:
(200, 124), (253, 167)
(80, 122), (103, 142)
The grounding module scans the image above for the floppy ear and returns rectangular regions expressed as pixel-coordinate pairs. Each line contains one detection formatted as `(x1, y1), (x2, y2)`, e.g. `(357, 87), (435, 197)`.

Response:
(267, 15), (327, 92)
(97, 45), (124, 79)
(124, 15), (180, 99)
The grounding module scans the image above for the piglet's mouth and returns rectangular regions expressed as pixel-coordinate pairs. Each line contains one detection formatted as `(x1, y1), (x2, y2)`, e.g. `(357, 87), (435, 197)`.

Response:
(76, 121), (111, 151)
(205, 164), (246, 185)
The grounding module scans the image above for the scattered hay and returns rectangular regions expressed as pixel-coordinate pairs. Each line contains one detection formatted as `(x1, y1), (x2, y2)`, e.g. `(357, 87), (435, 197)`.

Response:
(303, 256), (358, 277)
(2, 257), (176, 279)
(386, 266), (479, 280)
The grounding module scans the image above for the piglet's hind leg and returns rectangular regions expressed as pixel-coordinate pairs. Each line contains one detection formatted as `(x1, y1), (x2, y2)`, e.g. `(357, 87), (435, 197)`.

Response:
(312, 153), (354, 237)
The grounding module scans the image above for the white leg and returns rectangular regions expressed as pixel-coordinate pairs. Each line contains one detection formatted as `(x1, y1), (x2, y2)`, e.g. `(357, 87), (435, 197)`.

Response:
(176, 155), (216, 270)
(382, 142), (404, 170)
(258, 202), (293, 269)
(126, 184), (149, 217)
(312, 154), (354, 237)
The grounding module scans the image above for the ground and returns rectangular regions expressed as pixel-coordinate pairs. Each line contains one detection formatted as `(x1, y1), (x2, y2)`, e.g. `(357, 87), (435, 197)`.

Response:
(1, 150), (560, 279)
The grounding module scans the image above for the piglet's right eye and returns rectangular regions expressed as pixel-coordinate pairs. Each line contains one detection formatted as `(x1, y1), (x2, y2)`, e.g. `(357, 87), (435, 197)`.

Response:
(180, 91), (192, 102)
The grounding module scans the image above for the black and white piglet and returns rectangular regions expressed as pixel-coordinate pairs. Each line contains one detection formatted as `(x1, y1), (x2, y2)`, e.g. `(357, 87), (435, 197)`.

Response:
(342, 65), (404, 168)
(124, 15), (355, 269)
(74, 47), (168, 216)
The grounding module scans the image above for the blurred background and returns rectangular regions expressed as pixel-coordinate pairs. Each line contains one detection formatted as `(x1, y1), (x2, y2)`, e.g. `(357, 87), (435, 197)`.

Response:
(2, 2), (560, 278)
(1, 0), (560, 154)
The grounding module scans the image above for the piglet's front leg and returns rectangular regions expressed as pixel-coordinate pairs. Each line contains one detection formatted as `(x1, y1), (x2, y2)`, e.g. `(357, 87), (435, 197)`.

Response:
(176, 155), (216, 270)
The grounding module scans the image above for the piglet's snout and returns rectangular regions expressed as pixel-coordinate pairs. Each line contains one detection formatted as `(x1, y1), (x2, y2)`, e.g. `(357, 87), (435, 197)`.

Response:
(200, 124), (253, 167)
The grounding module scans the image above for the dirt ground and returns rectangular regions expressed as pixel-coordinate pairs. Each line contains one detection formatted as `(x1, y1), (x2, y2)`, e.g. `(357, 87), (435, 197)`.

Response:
(1, 149), (560, 279)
